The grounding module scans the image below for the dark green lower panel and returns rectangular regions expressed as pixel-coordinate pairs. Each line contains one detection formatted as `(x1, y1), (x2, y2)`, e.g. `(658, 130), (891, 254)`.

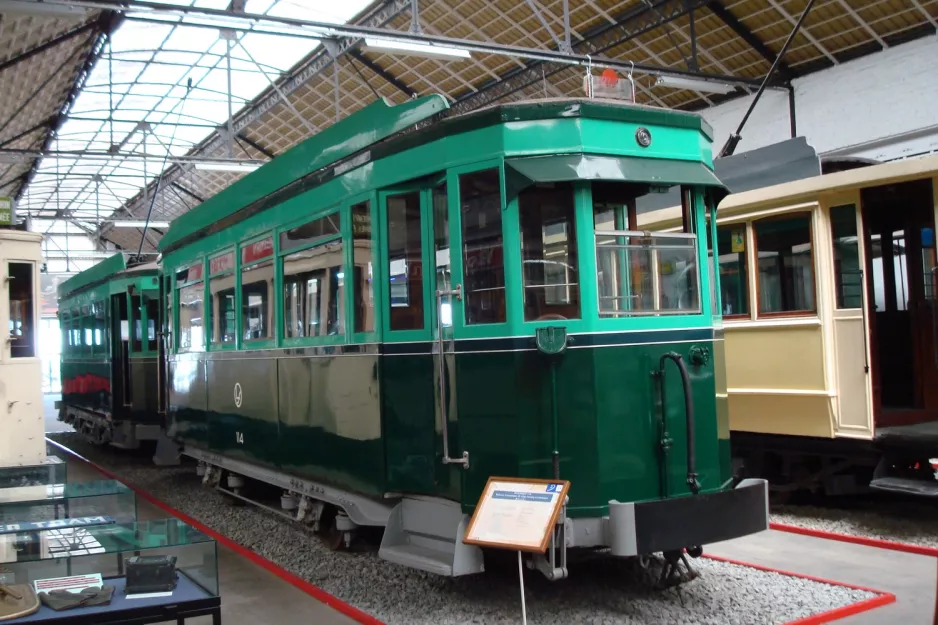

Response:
(169, 332), (726, 520)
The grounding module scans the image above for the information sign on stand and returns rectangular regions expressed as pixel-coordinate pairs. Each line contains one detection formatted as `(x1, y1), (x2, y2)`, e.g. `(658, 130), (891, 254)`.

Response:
(463, 477), (571, 625)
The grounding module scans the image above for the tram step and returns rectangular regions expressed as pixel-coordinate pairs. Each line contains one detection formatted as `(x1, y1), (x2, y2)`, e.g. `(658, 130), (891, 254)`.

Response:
(377, 496), (484, 577)
(869, 477), (938, 497)
(379, 543), (456, 576)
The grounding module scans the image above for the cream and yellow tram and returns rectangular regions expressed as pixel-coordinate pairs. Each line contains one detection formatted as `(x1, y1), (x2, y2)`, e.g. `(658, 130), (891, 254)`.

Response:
(644, 153), (938, 497)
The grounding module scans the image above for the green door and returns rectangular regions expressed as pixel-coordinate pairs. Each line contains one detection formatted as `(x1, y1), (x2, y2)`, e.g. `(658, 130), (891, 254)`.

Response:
(381, 177), (465, 499)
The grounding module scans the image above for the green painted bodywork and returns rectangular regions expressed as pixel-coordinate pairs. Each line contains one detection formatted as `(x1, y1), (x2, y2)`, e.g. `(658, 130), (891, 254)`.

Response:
(161, 95), (732, 520)
(58, 258), (162, 422)
(58, 252), (126, 299)
(159, 95), (450, 252)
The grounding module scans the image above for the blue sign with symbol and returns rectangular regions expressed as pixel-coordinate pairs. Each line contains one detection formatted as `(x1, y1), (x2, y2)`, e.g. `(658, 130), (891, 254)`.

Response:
(545, 483), (561, 493)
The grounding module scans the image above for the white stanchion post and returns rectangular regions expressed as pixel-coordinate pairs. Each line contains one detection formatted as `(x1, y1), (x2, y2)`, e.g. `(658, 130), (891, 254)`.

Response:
(518, 550), (527, 625)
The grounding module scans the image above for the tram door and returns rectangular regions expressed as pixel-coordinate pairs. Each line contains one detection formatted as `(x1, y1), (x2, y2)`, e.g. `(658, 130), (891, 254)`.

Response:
(109, 293), (131, 410)
(381, 176), (465, 496)
(861, 178), (938, 426)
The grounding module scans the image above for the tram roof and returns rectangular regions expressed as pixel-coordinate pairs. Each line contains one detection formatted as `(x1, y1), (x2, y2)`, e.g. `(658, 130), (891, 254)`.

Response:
(57, 252), (160, 300)
(158, 93), (717, 255)
(717, 152), (938, 216)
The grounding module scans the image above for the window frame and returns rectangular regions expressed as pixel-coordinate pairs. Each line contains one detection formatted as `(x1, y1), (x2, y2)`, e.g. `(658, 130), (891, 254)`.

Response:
(587, 182), (709, 324)
(277, 207), (347, 348)
(207, 248), (237, 352)
(345, 191), (378, 344)
(752, 210), (818, 319)
(175, 259), (206, 353)
(828, 203), (863, 311)
(238, 233), (276, 350)
(714, 220), (752, 321)
(448, 160), (511, 336)
(378, 178), (441, 344)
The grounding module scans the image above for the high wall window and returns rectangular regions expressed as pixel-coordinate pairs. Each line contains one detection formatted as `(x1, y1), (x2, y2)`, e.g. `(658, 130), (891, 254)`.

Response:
(7, 262), (35, 358)
(176, 264), (204, 351)
(716, 225), (749, 317)
(241, 237), (273, 342)
(519, 182), (580, 321)
(386, 192), (424, 330)
(830, 205), (862, 309)
(208, 251), (236, 345)
(460, 169), (506, 324)
(351, 202), (375, 334)
(282, 240), (345, 339)
(754, 213), (815, 314)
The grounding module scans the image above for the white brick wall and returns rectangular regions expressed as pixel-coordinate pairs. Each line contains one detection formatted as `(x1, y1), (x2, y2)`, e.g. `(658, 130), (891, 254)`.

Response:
(699, 34), (938, 162)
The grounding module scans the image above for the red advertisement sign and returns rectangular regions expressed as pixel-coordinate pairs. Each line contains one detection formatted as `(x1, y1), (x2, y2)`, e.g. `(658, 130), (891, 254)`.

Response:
(464, 244), (502, 272)
(185, 263), (203, 282)
(210, 252), (234, 275)
(241, 237), (273, 265)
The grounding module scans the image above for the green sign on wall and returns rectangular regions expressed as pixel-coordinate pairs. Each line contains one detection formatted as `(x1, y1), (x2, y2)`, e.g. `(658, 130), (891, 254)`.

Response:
(0, 197), (12, 225)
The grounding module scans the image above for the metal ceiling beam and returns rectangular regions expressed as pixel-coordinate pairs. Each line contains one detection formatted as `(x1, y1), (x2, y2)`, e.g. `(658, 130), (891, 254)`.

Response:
(0, 19), (98, 74)
(447, 0), (726, 115)
(0, 116), (55, 148)
(170, 181), (204, 204)
(0, 147), (266, 165)
(47, 0), (758, 87)
(98, 0), (412, 237)
(706, 1), (791, 79)
(16, 11), (123, 205)
(347, 49), (417, 98)
(235, 133), (276, 159)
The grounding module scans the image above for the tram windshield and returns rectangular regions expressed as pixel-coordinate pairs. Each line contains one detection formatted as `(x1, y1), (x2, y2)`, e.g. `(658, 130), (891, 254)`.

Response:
(591, 182), (701, 317)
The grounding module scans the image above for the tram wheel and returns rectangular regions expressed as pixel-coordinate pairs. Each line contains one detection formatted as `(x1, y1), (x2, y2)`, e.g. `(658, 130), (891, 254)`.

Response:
(317, 505), (347, 552)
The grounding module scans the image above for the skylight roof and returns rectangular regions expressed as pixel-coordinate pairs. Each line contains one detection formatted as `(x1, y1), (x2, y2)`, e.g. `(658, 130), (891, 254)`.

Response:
(19, 0), (371, 223)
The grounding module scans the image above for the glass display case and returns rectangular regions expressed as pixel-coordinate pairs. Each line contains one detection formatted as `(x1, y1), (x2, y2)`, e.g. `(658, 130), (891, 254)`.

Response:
(0, 518), (219, 624)
(0, 457), (66, 490)
(0, 480), (137, 528)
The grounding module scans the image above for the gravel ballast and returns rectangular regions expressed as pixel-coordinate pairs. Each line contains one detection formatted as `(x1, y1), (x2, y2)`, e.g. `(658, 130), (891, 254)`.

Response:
(48, 433), (879, 625)
(771, 502), (938, 550)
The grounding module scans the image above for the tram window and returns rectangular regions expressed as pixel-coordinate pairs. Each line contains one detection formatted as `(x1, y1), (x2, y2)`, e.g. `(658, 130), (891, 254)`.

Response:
(70, 308), (80, 354)
(282, 241), (345, 339)
(459, 169), (506, 324)
(241, 260), (273, 342)
(81, 305), (93, 354)
(386, 192), (424, 330)
(178, 282), (204, 351)
(351, 202), (375, 334)
(94, 300), (106, 351)
(208, 251), (235, 346)
(716, 225), (750, 317)
(280, 213), (341, 253)
(130, 294), (143, 352)
(7, 262), (35, 358)
(518, 182), (580, 321)
(753, 213), (815, 314)
(146, 296), (159, 351)
(830, 205), (862, 309)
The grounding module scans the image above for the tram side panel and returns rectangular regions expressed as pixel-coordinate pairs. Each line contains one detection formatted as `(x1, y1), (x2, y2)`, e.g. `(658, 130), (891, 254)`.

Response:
(455, 331), (729, 513)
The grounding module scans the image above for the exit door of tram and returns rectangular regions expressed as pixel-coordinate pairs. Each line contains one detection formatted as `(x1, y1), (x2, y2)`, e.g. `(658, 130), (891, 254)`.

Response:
(861, 178), (938, 427)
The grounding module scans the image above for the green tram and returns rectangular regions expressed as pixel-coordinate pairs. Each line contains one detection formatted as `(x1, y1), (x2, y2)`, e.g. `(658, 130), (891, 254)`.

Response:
(56, 254), (170, 452)
(68, 94), (769, 579)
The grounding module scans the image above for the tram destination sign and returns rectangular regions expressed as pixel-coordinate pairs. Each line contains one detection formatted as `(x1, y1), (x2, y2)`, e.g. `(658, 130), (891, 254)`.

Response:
(463, 477), (570, 553)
